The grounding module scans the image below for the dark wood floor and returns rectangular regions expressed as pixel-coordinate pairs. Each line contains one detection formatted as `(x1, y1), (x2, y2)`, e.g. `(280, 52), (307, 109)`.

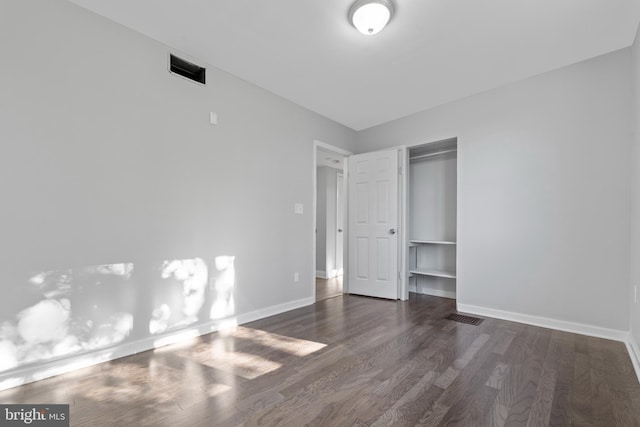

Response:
(2, 294), (639, 426)
(316, 276), (343, 301)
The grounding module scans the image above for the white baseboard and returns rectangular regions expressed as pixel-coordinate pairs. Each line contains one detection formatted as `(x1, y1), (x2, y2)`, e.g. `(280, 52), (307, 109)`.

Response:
(413, 288), (456, 300)
(626, 335), (640, 384)
(456, 303), (629, 342)
(234, 297), (314, 326)
(0, 296), (314, 391)
(316, 270), (329, 279)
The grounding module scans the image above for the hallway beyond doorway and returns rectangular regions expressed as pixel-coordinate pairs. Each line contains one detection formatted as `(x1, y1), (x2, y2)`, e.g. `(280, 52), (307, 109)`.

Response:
(316, 276), (342, 301)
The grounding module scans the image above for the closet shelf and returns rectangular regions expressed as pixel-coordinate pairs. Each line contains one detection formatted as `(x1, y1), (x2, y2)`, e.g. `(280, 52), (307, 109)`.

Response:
(409, 240), (456, 245)
(409, 268), (456, 279)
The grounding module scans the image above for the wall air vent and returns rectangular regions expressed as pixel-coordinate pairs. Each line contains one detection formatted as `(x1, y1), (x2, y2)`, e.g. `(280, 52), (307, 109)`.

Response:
(169, 54), (206, 85)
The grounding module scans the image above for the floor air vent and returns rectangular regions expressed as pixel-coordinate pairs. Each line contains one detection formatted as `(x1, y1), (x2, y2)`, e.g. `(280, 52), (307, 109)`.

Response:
(446, 313), (484, 326)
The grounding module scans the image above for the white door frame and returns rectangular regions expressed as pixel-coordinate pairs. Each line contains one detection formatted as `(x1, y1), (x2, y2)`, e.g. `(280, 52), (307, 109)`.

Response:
(313, 140), (352, 301)
(399, 145), (408, 300)
(335, 173), (344, 277)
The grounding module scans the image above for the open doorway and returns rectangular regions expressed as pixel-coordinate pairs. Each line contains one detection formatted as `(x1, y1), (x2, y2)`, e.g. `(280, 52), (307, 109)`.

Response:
(314, 141), (350, 302)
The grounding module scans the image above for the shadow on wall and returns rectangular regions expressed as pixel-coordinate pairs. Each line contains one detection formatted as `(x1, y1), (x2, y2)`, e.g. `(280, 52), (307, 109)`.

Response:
(0, 256), (236, 374)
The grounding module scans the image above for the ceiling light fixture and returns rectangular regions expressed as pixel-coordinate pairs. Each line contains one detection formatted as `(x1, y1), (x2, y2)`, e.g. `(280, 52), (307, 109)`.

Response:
(348, 0), (395, 36)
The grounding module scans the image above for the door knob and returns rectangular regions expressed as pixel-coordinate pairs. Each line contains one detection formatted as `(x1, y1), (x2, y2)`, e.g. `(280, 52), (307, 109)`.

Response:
(389, 228), (396, 235)
(338, 229), (343, 232)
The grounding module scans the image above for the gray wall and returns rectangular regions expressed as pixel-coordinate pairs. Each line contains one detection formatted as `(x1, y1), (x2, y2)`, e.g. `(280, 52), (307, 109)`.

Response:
(358, 49), (632, 331)
(631, 24), (640, 348)
(0, 0), (356, 380)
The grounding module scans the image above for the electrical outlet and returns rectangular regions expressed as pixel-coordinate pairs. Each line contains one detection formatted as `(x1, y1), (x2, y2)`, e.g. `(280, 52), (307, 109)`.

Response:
(294, 272), (299, 283)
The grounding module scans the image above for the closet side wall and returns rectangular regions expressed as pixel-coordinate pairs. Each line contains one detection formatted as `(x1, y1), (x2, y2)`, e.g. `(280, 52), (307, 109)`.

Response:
(409, 153), (457, 241)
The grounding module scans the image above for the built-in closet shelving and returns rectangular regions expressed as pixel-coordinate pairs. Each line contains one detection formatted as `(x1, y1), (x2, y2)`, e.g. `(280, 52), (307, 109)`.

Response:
(408, 139), (457, 299)
(409, 240), (456, 278)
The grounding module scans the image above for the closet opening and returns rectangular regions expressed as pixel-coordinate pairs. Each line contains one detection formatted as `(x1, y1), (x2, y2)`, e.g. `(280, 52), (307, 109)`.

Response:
(407, 138), (458, 299)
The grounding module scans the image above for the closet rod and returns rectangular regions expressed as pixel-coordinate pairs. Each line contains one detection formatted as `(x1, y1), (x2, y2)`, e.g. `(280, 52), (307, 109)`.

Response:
(409, 148), (457, 162)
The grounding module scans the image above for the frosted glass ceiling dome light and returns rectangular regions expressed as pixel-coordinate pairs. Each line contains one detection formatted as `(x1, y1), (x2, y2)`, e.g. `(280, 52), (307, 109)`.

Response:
(349, 0), (395, 35)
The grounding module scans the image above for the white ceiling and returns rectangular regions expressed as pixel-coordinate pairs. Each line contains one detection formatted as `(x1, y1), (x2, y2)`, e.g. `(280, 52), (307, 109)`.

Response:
(69, 0), (640, 131)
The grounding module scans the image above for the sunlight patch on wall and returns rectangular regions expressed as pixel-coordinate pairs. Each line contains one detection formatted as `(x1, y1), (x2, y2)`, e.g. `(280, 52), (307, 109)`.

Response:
(0, 263), (135, 372)
(210, 256), (235, 320)
(149, 258), (208, 334)
(1, 256), (239, 380)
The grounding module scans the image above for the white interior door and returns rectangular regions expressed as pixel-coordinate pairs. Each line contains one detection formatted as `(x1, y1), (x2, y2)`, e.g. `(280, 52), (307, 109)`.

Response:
(336, 173), (344, 276)
(348, 149), (399, 299)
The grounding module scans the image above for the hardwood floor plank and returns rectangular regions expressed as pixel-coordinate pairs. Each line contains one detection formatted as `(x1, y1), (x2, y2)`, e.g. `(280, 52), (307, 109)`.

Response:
(525, 331), (561, 427)
(610, 388), (637, 427)
(415, 402), (450, 426)
(570, 352), (593, 425)
(304, 381), (384, 427)
(503, 328), (551, 425)
(372, 360), (421, 398)
(549, 331), (576, 427)
(492, 330), (517, 355)
(486, 362), (510, 390)
(434, 367), (460, 390)
(488, 325), (538, 424)
(525, 365), (556, 427)
(487, 402), (509, 427)
(369, 371), (436, 426)
(454, 333), (491, 369)
(435, 351), (502, 426)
